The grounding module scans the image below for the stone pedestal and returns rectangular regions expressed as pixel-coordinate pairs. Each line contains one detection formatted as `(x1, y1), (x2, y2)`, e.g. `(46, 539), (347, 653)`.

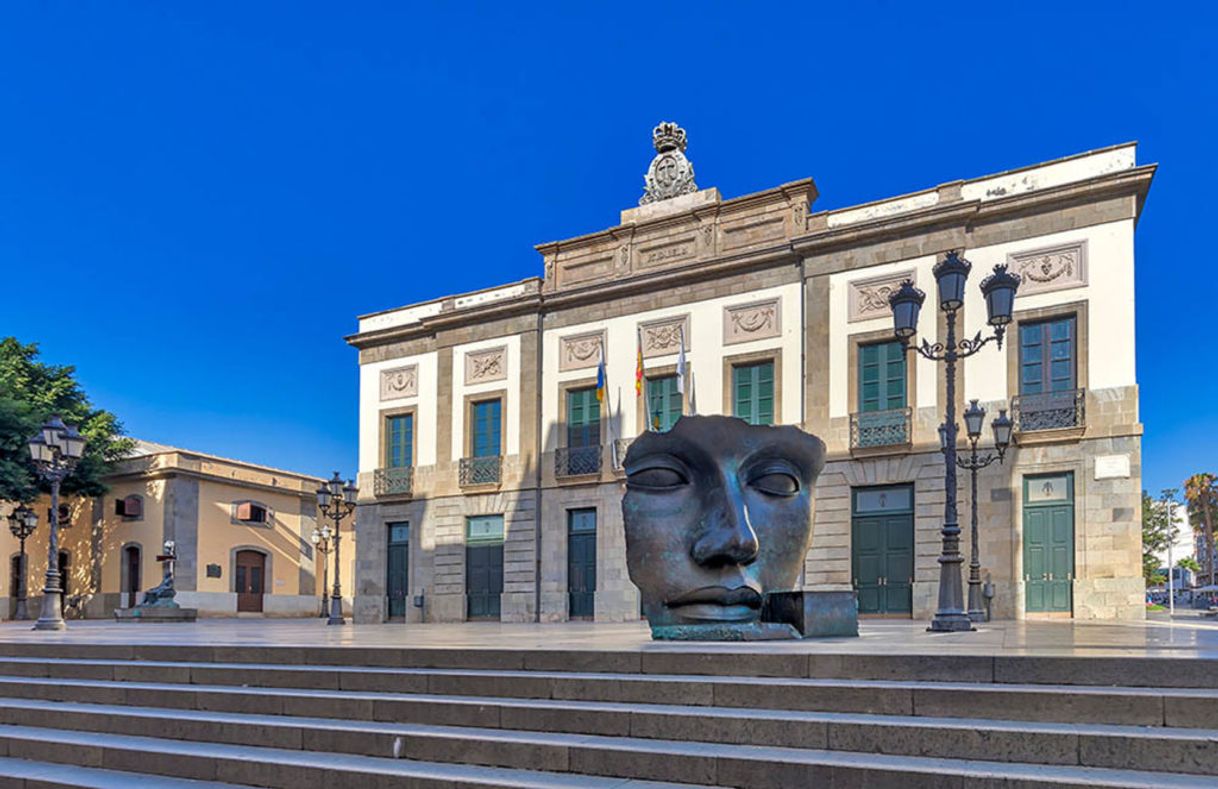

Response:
(763, 590), (859, 638)
(114, 606), (197, 622)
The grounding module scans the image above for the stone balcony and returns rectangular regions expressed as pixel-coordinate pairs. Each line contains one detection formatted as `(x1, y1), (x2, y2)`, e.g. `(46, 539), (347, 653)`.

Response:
(849, 407), (913, 456)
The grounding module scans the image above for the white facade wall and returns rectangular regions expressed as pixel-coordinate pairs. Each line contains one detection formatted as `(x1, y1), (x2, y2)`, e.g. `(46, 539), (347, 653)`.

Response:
(357, 351), (439, 474)
(541, 282), (803, 443)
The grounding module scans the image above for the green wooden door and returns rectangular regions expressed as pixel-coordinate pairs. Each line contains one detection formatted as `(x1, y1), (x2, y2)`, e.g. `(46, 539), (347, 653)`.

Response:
(732, 362), (774, 425)
(386, 522), (409, 619)
(851, 486), (914, 616)
(466, 515), (504, 620)
(1023, 474), (1074, 613)
(567, 509), (597, 619)
(858, 341), (906, 412)
(645, 375), (682, 432)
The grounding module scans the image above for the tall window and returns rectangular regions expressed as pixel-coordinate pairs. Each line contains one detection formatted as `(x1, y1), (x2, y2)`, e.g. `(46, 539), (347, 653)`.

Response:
(733, 361), (775, 426)
(385, 414), (413, 468)
(472, 399), (502, 457)
(645, 375), (682, 432)
(859, 341), (906, 412)
(1019, 317), (1076, 394)
(566, 387), (600, 447)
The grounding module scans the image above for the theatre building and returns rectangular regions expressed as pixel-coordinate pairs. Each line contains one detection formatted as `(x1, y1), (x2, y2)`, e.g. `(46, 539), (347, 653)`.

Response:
(348, 124), (1153, 624)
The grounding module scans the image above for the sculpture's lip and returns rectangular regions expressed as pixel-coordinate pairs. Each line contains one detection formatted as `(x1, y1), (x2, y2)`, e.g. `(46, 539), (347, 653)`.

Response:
(667, 586), (763, 609)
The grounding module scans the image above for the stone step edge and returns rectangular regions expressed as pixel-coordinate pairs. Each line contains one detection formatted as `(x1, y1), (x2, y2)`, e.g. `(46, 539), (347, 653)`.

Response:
(1, 644), (1216, 687)
(0, 672), (1202, 732)
(2, 682), (1215, 743)
(5, 695), (1218, 779)
(0, 756), (247, 789)
(0, 724), (706, 789)
(0, 720), (1210, 789)
(0, 656), (1212, 699)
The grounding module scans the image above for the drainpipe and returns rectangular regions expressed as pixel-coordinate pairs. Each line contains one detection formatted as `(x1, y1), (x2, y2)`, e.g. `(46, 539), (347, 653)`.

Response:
(534, 308), (545, 623)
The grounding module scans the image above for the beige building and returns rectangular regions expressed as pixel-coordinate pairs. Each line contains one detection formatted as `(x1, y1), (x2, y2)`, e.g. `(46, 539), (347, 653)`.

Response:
(348, 125), (1152, 624)
(1, 441), (350, 619)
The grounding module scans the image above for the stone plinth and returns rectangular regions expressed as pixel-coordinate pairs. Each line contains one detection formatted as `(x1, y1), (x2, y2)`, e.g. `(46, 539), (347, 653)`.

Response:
(114, 606), (198, 623)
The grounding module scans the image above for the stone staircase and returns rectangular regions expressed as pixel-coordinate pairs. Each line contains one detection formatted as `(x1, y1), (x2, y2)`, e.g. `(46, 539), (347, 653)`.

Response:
(0, 642), (1214, 787)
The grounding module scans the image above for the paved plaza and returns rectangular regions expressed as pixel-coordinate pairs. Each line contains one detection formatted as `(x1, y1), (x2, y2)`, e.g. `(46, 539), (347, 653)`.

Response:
(3, 615), (1218, 658)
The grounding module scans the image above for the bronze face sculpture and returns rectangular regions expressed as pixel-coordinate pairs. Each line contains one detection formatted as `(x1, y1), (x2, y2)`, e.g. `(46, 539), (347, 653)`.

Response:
(622, 415), (827, 639)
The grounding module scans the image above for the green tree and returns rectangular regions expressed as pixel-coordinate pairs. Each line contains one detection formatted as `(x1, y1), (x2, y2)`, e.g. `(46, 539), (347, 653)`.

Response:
(1184, 473), (1218, 586)
(1142, 490), (1175, 586)
(1177, 555), (1202, 575)
(0, 337), (134, 502)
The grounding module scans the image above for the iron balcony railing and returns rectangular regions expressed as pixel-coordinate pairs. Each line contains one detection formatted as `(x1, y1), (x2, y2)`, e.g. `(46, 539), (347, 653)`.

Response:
(850, 407), (913, 450)
(373, 466), (414, 497)
(459, 455), (502, 486)
(556, 445), (602, 478)
(611, 438), (634, 471)
(1012, 388), (1085, 433)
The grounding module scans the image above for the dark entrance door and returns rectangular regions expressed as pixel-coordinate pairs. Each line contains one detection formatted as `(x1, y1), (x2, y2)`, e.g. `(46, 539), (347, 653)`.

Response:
(58, 551), (69, 611)
(466, 515), (503, 620)
(1024, 473), (1074, 614)
(235, 550), (266, 613)
(125, 546), (141, 608)
(567, 509), (597, 619)
(386, 522), (409, 619)
(851, 485), (914, 616)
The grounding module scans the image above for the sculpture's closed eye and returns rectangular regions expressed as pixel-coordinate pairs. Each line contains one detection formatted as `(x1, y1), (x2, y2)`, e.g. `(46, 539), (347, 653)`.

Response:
(747, 463), (801, 497)
(626, 465), (688, 490)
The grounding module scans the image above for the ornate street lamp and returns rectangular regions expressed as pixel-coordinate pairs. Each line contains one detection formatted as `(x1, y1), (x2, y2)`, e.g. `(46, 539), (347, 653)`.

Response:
(888, 253), (1020, 632)
(7, 505), (38, 620)
(955, 400), (1013, 622)
(309, 524), (333, 618)
(316, 471), (357, 625)
(27, 416), (86, 631)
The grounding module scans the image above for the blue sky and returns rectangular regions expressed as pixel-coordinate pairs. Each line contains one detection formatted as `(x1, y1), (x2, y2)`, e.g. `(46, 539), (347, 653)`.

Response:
(1, 2), (1214, 493)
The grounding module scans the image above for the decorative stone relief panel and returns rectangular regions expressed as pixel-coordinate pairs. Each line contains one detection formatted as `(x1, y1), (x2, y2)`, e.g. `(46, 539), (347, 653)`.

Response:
(379, 365), (418, 401)
(639, 315), (690, 359)
(464, 347), (507, 385)
(1008, 241), (1087, 297)
(558, 331), (606, 372)
(847, 271), (915, 323)
(723, 298), (781, 345)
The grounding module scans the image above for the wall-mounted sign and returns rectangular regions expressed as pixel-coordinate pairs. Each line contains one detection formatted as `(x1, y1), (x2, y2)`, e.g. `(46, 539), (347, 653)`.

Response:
(1095, 454), (1131, 480)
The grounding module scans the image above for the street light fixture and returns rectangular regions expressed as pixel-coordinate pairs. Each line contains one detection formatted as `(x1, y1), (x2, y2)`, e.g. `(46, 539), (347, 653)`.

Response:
(309, 524), (333, 617)
(888, 253), (1020, 632)
(955, 400), (1013, 622)
(316, 471), (357, 625)
(26, 415), (86, 631)
(7, 505), (38, 620)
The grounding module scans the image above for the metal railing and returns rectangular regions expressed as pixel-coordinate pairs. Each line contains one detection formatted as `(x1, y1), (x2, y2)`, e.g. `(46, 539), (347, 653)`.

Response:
(459, 456), (502, 486)
(611, 438), (634, 471)
(850, 407), (912, 450)
(1012, 388), (1085, 433)
(373, 466), (414, 497)
(555, 445), (602, 478)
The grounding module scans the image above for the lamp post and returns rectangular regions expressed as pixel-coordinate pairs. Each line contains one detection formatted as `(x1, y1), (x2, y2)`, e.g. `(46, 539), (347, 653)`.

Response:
(7, 505), (38, 620)
(309, 524), (333, 617)
(888, 252), (1020, 632)
(955, 399), (1013, 622)
(316, 472), (357, 625)
(26, 416), (87, 631)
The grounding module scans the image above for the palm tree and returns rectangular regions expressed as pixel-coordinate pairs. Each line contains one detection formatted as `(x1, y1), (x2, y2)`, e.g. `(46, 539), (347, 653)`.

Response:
(1184, 473), (1218, 586)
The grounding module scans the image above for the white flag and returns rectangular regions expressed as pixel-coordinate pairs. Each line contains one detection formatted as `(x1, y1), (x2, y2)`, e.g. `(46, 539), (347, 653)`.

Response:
(676, 326), (687, 395)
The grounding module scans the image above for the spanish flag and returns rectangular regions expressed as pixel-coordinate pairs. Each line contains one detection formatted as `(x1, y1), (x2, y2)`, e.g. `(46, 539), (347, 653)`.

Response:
(635, 327), (644, 396)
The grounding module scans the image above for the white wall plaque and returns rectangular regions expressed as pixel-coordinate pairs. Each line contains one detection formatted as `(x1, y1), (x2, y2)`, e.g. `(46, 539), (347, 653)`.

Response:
(1094, 454), (1131, 480)
(379, 365), (418, 401)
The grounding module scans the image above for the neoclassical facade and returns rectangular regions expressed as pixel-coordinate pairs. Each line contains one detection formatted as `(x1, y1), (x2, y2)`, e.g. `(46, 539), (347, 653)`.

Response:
(349, 125), (1152, 624)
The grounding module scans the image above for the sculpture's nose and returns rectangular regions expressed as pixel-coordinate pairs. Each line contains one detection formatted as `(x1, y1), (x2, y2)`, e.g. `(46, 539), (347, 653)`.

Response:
(691, 493), (760, 568)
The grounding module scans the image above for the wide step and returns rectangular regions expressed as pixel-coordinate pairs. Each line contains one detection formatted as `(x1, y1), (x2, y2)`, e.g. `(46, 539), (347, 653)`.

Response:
(0, 757), (245, 788)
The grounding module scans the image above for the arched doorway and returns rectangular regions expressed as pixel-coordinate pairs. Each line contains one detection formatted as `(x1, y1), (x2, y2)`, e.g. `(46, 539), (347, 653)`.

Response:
(235, 550), (266, 613)
(123, 545), (141, 608)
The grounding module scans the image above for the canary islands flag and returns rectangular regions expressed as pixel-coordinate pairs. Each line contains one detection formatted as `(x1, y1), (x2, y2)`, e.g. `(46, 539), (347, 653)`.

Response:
(635, 327), (644, 396)
(596, 349), (607, 403)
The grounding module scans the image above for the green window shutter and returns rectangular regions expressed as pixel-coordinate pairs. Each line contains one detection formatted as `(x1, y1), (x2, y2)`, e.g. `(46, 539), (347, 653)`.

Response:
(386, 414), (413, 468)
(472, 400), (502, 458)
(1020, 316), (1076, 395)
(566, 387), (600, 447)
(733, 362), (774, 425)
(859, 342), (905, 412)
(645, 375), (681, 432)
